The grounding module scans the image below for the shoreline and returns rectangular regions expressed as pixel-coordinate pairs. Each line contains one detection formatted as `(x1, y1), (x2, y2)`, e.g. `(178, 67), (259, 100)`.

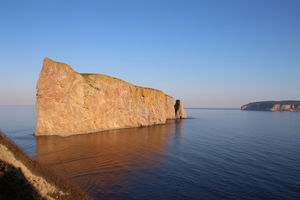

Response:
(34, 118), (184, 137)
(0, 131), (92, 200)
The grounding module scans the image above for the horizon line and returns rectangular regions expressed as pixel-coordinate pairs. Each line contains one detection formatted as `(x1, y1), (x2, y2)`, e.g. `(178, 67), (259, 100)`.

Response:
(0, 104), (241, 109)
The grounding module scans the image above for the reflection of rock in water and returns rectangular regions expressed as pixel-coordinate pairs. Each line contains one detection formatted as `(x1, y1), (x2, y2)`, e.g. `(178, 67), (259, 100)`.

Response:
(173, 119), (186, 146)
(175, 119), (185, 135)
(36, 122), (175, 199)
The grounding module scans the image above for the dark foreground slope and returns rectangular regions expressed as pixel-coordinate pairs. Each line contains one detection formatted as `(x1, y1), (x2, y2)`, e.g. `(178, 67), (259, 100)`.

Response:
(241, 101), (300, 111)
(0, 131), (92, 200)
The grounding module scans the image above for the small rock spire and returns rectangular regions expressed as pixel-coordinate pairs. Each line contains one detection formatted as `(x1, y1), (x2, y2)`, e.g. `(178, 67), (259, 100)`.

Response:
(174, 99), (187, 119)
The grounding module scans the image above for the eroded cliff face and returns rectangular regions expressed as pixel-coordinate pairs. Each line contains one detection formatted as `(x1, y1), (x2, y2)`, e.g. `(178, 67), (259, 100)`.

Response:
(241, 101), (300, 112)
(35, 58), (186, 136)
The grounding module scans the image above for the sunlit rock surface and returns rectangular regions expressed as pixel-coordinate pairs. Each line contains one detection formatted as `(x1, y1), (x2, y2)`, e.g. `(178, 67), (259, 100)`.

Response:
(35, 58), (186, 136)
(241, 101), (300, 112)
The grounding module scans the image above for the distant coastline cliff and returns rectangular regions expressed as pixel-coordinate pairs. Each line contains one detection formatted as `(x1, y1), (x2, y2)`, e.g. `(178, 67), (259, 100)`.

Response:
(35, 58), (186, 136)
(241, 101), (300, 112)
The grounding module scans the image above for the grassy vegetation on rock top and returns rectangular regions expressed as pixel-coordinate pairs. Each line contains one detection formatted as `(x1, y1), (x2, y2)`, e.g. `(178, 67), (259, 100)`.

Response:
(80, 72), (166, 95)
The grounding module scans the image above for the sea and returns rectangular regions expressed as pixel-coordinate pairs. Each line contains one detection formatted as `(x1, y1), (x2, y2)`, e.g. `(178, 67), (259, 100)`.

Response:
(0, 105), (300, 200)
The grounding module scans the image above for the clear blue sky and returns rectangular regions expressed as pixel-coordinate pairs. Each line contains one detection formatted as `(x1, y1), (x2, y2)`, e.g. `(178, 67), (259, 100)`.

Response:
(0, 0), (299, 108)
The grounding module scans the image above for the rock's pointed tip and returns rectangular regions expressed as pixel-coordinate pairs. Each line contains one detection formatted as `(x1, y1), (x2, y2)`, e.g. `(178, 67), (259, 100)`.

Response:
(42, 57), (72, 69)
(43, 57), (53, 64)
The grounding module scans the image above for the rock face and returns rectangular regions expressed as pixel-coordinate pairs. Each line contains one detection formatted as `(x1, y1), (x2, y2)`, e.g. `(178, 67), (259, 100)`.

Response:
(241, 101), (300, 112)
(175, 100), (187, 119)
(35, 58), (186, 136)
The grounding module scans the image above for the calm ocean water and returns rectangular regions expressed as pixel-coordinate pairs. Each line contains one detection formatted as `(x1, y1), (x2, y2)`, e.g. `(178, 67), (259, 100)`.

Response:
(0, 106), (300, 200)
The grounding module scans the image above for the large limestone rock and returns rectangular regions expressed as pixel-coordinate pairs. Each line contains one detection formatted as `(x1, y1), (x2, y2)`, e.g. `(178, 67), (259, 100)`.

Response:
(35, 58), (186, 136)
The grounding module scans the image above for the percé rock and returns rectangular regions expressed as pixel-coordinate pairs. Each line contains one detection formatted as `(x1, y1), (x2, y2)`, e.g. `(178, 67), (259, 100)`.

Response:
(175, 100), (187, 119)
(241, 101), (300, 112)
(35, 58), (186, 136)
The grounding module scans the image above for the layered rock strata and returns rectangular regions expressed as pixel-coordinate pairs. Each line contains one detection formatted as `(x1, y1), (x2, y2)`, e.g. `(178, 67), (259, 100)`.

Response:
(241, 101), (300, 112)
(35, 58), (186, 136)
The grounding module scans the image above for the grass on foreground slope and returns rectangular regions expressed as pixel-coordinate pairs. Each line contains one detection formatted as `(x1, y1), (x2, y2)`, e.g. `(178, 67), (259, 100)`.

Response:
(0, 160), (44, 200)
(0, 131), (92, 200)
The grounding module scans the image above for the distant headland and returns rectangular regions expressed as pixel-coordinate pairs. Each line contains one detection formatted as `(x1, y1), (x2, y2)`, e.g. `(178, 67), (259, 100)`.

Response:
(35, 58), (186, 136)
(241, 101), (300, 112)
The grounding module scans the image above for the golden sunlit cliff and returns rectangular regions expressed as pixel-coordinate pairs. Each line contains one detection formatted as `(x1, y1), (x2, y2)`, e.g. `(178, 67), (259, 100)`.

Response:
(35, 58), (186, 136)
